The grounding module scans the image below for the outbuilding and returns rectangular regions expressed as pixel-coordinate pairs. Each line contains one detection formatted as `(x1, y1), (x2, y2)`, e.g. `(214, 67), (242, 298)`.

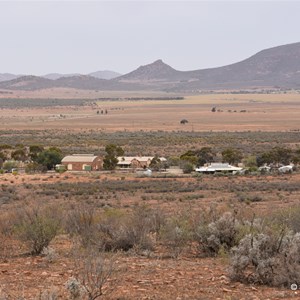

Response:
(61, 154), (103, 171)
(195, 163), (243, 174)
(117, 156), (167, 169)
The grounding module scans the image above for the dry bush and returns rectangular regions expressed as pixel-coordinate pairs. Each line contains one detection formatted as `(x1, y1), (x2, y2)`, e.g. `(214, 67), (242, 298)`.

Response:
(14, 204), (61, 255)
(35, 288), (59, 300)
(229, 228), (300, 287)
(193, 211), (240, 257)
(65, 205), (163, 252)
(270, 205), (300, 234)
(95, 205), (163, 252)
(65, 205), (96, 248)
(0, 211), (24, 260)
(159, 213), (191, 258)
(68, 247), (117, 300)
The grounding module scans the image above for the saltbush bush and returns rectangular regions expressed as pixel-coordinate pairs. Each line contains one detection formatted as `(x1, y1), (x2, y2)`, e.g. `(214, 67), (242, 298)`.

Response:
(229, 230), (300, 287)
(194, 212), (240, 257)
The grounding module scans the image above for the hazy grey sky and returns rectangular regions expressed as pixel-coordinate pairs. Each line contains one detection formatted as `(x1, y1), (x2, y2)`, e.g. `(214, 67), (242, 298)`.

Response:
(0, 1), (300, 75)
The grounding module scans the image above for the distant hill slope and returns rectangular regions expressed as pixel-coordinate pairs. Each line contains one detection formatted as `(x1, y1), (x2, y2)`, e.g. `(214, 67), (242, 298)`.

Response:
(43, 73), (81, 80)
(0, 74), (144, 91)
(88, 70), (121, 80)
(174, 42), (300, 90)
(1, 42), (300, 91)
(0, 76), (54, 90)
(117, 42), (300, 90)
(0, 73), (22, 82)
(43, 70), (121, 80)
(118, 59), (182, 82)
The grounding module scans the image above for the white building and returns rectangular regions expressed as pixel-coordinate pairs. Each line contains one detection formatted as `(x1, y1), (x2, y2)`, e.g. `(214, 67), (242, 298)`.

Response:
(195, 163), (243, 174)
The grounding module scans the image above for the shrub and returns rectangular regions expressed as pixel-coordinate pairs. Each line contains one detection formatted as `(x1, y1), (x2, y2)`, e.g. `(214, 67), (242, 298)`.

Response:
(66, 277), (85, 300)
(181, 162), (194, 174)
(194, 212), (240, 257)
(25, 162), (47, 174)
(70, 248), (117, 300)
(14, 205), (61, 255)
(66, 205), (162, 252)
(229, 229), (300, 287)
(160, 213), (191, 258)
(65, 205), (96, 248)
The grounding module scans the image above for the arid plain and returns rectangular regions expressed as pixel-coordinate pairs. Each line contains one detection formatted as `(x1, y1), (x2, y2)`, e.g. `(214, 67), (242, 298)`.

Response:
(1, 91), (300, 131)
(1, 90), (300, 299)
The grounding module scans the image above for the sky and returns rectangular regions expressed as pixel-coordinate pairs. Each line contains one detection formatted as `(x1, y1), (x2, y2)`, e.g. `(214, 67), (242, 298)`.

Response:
(0, 1), (300, 75)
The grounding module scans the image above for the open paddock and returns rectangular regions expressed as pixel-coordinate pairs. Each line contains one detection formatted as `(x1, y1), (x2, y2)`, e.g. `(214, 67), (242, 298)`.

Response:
(1, 93), (300, 131)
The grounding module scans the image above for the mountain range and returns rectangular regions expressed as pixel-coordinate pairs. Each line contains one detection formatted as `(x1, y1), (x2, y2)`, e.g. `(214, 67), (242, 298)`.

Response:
(0, 70), (121, 82)
(1, 42), (300, 92)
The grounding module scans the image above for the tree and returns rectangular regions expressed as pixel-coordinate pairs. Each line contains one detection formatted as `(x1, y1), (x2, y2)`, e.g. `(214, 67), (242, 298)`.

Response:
(197, 147), (215, 166)
(222, 148), (243, 165)
(182, 162), (194, 174)
(36, 148), (62, 170)
(180, 147), (215, 167)
(271, 147), (292, 165)
(211, 107), (216, 112)
(180, 150), (198, 165)
(103, 144), (124, 170)
(292, 149), (300, 165)
(29, 145), (44, 161)
(25, 162), (47, 174)
(3, 160), (18, 172)
(11, 149), (27, 162)
(149, 155), (167, 171)
(180, 119), (188, 124)
(257, 147), (293, 166)
(243, 155), (258, 169)
(0, 151), (7, 163)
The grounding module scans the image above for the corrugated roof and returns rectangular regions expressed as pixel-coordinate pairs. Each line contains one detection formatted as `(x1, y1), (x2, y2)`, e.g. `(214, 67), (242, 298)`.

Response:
(195, 164), (242, 172)
(117, 156), (167, 164)
(62, 154), (99, 163)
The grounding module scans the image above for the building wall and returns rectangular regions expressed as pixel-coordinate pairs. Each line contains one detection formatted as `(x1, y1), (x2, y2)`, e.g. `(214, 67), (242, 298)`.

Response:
(130, 158), (151, 169)
(62, 157), (103, 171)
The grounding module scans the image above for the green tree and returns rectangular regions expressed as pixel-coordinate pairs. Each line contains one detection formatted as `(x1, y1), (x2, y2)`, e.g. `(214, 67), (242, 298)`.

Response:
(36, 148), (62, 170)
(0, 144), (12, 150)
(29, 145), (44, 161)
(149, 155), (167, 171)
(0, 151), (7, 162)
(25, 162), (47, 174)
(180, 150), (198, 165)
(243, 155), (258, 168)
(103, 144), (124, 170)
(257, 147), (293, 166)
(271, 147), (292, 165)
(180, 147), (216, 167)
(292, 149), (300, 165)
(197, 147), (215, 166)
(3, 160), (18, 171)
(11, 149), (27, 162)
(182, 162), (194, 174)
(222, 148), (243, 165)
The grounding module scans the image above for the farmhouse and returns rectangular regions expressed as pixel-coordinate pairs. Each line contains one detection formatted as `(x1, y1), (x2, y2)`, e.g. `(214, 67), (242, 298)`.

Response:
(117, 156), (166, 169)
(195, 163), (243, 174)
(61, 154), (103, 171)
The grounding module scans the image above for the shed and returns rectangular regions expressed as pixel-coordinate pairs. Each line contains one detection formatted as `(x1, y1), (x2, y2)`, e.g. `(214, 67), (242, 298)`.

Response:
(61, 154), (103, 171)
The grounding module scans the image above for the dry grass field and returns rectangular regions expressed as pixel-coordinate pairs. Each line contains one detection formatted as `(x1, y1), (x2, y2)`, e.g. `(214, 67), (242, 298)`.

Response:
(1, 92), (300, 131)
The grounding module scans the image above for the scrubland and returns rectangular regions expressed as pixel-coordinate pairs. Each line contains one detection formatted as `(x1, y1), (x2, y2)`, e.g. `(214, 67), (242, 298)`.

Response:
(0, 93), (300, 299)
